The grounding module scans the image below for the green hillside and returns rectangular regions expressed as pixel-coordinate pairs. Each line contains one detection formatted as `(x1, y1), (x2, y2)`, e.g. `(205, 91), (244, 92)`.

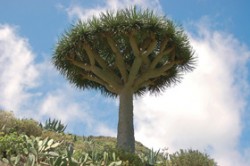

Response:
(0, 110), (217, 165)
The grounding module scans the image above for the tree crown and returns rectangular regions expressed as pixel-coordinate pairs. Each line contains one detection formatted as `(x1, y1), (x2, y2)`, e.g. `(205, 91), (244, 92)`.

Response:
(53, 7), (195, 97)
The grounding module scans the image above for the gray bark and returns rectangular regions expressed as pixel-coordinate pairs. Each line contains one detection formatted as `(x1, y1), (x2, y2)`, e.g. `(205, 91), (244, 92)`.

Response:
(117, 89), (135, 153)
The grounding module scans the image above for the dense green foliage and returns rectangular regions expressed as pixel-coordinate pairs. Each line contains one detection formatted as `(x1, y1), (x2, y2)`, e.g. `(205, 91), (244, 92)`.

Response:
(0, 111), (42, 137)
(0, 133), (25, 159)
(168, 149), (217, 166)
(0, 111), (217, 165)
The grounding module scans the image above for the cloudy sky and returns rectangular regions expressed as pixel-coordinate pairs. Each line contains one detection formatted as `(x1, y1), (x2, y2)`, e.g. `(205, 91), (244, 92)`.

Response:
(1, 0), (250, 165)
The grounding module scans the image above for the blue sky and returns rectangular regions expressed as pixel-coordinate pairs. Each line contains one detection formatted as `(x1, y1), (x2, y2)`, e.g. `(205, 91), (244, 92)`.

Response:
(1, 0), (250, 165)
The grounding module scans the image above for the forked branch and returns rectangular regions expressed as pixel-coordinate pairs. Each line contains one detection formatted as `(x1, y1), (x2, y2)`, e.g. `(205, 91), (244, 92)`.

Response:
(128, 31), (140, 57)
(105, 34), (128, 82)
(150, 47), (175, 69)
(133, 61), (177, 90)
(80, 74), (118, 93)
(66, 56), (122, 91)
(141, 33), (157, 58)
(82, 42), (123, 85)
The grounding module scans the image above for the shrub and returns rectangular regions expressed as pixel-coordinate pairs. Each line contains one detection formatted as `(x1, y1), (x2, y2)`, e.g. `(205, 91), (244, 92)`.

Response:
(1, 135), (63, 166)
(0, 110), (18, 134)
(0, 110), (42, 137)
(15, 119), (43, 137)
(168, 149), (218, 166)
(0, 133), (25, 159)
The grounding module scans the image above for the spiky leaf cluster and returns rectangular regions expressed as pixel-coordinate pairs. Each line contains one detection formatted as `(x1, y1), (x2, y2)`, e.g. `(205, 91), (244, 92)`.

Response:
(53, 7), (195, 97)
(41, 118), (67, 133)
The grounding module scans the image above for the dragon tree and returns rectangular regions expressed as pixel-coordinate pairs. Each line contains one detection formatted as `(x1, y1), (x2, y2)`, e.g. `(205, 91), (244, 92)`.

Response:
(53, 7), (195, 153)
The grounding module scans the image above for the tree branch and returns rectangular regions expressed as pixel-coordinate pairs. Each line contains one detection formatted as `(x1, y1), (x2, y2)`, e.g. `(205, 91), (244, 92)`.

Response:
(82, 43), (95, 66)
(141, 38), (157, 69)
(66, 56), (122, 90)
(91, 66), (122, 90)
(80, 74), (118, 93)
(140, 37), (152, 51)
(124, 30), (147, 87)
(150, 47), (174, 69)
(128, 31), (140, 57)
(83, 42), (106, 68)
(133, 62), (175, 89)
(160, 37), (170, 52)
(65, 56), (92, 71)
(126, 57), (142, 87)
(83, 42), (123, 85)
(105, 34), (128, 82)
(141, 33), (157, 58)
(149, 37), (172, 69)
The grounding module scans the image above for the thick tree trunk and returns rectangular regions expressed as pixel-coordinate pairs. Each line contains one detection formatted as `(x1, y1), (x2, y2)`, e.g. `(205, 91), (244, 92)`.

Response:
(117, 89), (135, 153)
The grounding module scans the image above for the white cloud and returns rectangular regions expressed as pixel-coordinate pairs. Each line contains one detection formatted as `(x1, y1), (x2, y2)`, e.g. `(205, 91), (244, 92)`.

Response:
(37, 86), (94, 128)
(95, 124), (116, 136)
(134, 25), (249, 165)
(0, 24), (114, 136)
(66, 0), (162, 21)
(0, 25), (39, 112)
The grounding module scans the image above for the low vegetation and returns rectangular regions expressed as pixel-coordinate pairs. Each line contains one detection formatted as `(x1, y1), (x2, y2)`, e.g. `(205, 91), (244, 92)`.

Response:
(0, 110), (217, 165)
